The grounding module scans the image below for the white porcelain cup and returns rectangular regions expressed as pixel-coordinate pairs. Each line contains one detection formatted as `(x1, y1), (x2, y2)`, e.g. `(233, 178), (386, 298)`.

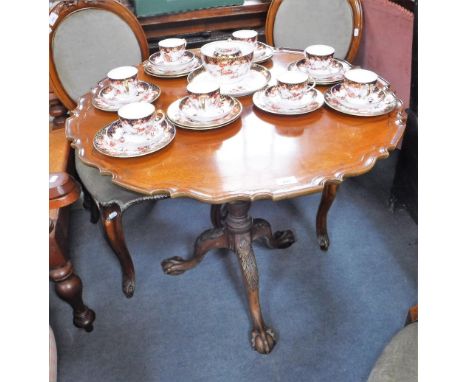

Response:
(107, 66), (139, 98)
(158, 38), (187, 63)
(343, 69), (378, 102)
(304, 45), (335, 71)
(186, 82), (221, 113)
(118, 102), (164, 135)
(232, 29), (258, 49)
(276, 71), (315, 101)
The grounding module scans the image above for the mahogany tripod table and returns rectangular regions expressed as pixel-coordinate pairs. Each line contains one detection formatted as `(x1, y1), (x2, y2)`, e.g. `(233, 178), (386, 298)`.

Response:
(67, 52), (405, 354)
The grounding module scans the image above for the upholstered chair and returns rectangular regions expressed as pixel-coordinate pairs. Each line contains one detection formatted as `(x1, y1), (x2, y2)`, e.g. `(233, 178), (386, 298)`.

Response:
(264, 0), (363, 251)
(49, 0), (161, 298)
(265, 0), (363, 62)
(367, 306), (418, 382)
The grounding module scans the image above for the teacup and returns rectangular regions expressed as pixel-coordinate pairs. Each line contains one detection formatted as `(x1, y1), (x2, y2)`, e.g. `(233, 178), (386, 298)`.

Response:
(186, 82), (221, 114)
(118, 102), (164, 135)
(158, 38), (187, 63)
(232, 29), (258, 49)
(201, 40), (254, 84)
(276, 71), (315, 101)
(305, 45), (335, 71)
(107, 66), (139, 98)
(343, 69), (378, 102)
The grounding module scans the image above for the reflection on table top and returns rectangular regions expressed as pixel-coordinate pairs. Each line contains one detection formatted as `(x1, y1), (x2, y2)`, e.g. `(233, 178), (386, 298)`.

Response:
(66, 52), (405, 203)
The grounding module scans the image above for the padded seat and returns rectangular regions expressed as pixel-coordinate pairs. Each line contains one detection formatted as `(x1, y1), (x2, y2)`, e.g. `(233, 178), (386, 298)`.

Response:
(367, 323), (418, 382)
(75, 151), (144, 210)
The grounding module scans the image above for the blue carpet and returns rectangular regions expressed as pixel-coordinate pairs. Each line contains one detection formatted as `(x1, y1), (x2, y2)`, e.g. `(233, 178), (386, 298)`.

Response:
(49, 155), (417, 382)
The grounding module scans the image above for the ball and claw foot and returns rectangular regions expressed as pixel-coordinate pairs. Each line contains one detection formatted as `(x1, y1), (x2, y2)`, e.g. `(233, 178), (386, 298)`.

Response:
(272, 230), (296, 249)
(161, 256), (190, 276)
(317, 233), (329, 251)
(251, 328), (276, 354)
(123, 278), (135, 298)
(73, 308), (96, 332)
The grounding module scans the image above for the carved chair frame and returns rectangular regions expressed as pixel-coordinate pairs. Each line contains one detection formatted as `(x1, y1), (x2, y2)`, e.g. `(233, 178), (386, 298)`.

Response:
(49, 0), (149, 111)
(265, 0), (363, 62)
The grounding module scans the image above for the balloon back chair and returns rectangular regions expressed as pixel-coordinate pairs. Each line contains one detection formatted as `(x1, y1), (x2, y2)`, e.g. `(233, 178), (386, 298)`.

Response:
(265, 0), (363, 251)
(265, 0), (363, 62)
(49, 0), (163, 298)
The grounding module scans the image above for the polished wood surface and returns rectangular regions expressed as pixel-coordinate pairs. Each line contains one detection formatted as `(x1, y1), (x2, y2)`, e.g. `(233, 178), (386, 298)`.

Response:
(265, 0), (363, 63)
(49, 0), (149, 111)
(67, 52), (405, 203)
(49, 172), (81, 210)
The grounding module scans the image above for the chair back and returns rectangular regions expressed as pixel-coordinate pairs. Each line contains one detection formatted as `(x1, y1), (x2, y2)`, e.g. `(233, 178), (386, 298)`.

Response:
(49, 0), (149, 110)
(265, 0), (363, 62)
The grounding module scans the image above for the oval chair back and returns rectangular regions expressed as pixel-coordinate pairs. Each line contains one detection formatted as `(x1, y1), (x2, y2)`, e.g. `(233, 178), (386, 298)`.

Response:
(265, 0), (363, 62)
(49, 0), (149, 110)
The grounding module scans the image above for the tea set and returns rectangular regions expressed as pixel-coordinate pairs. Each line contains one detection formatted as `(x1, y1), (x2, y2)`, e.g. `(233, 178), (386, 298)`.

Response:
(91, 31), (399, 158)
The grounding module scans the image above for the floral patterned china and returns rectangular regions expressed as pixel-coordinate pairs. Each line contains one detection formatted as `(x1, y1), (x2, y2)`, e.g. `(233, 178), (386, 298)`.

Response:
(324, 82), (397, 117)
(232, 29), (258, 47)
(117, 102), (164, 135)
(183, 82), (228, 122)
(107, 66), (139, 98)
(276, 71), (315, 101)
(167, 96), (242, 130)
(149, 51), (197, 71)
(93, 116), (176, 158)
(158, 38), (187, 63)
(143, 56), (202, 78)
(92, 81), (161, 112)
(200, 40), (254, 84)
(253, 42), (274, 63)
(253, 86), (324, 115)
(342, 69), (379, 104)
(304, 45), (335, 71)
(288, 58), (351, 85)
(187, 64), (271, 97)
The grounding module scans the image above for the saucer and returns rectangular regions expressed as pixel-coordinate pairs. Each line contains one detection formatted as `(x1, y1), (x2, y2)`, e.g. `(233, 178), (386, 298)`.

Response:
(93, 118), (176, 158)
(253, 42), (274, 63)
(179, 95), (234, 123)
(253, 86), (324, 115)
(143, 56), (202, 78)
(187, 64), (271, 97)
(92, 81), (161, 112)
(288, 58), (352, 85)
(324, 83), (397, 117)
(167, 96), (242, 130)
(149, 51), (196, 70)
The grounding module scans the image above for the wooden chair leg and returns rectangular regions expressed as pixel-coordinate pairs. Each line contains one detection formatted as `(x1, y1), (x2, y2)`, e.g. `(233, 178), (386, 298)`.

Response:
(50, 222), (95, 332)
(316, 182), (340, 251)
(100, 202), (136, 298)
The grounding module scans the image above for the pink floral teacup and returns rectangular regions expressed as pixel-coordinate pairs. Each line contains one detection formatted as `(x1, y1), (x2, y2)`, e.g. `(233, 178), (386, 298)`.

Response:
(343, 69), (379, 103)
(118, 102), (164, 135)
(305, 45), (335, 71)
(276, 71), (315, 101)
(158, 38), (187, 63)
(107, 66), (139, 98)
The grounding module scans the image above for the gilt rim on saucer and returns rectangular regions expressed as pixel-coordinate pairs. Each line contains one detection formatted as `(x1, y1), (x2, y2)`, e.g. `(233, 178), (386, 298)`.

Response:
(324, 83), (397, 117)
(187, 64), (271, 97)
(143, 56), (202, 78)
(253, 86), (324, 115)
(149, 50), (196, 68)
(167, 96), (242, 130)
(288, 58), (352, 85)
(92, 81), (161, 112)
(253, 42), (274, 63)
(93, 118), (176, 158)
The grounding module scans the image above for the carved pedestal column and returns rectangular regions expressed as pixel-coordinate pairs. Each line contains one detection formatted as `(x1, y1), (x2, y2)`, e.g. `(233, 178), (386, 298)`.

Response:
(162, 201), (295, 354)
